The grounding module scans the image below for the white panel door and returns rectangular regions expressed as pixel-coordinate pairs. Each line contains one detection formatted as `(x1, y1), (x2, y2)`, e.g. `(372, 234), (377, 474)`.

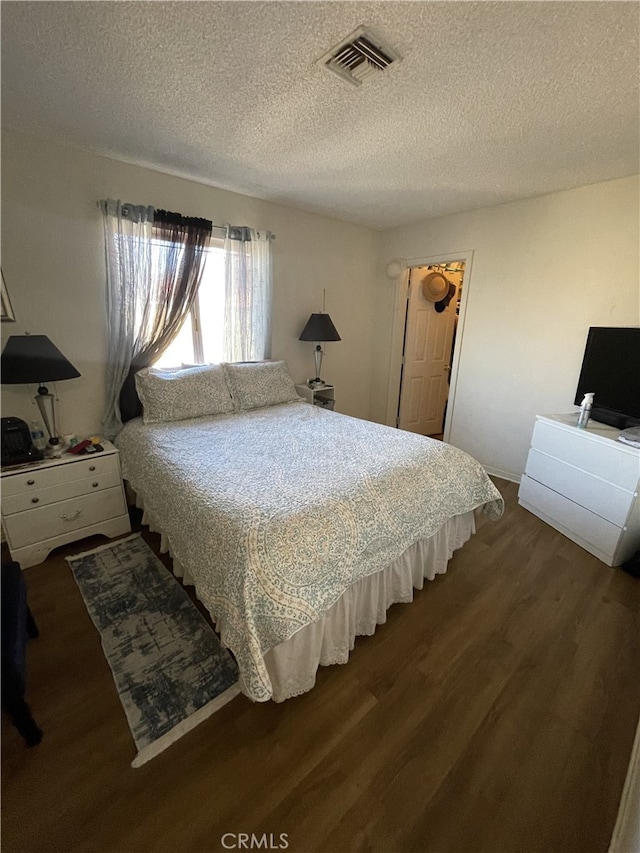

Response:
(398, 273), (457, 435)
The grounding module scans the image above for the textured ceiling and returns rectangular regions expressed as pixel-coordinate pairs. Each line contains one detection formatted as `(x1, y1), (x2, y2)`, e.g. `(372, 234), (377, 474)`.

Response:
(2, 1), (638, 230)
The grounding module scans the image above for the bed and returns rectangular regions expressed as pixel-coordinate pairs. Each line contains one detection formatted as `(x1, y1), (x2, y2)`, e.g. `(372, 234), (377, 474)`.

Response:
(114, 361), (504, 702)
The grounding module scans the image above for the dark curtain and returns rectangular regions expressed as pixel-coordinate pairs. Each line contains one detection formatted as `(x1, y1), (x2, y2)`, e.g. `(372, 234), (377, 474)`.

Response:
(119, 209), (212, 422)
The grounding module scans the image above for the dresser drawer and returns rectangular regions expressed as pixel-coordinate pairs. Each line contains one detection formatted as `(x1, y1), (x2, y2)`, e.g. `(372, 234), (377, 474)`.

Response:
(2, 468), (122, 516)
(532, 420), (639, 491)
(2, 454), (119, 497)
(4, 486), (127, 549)
(525, 448), (635, 526)
(519, 475), (621, 558)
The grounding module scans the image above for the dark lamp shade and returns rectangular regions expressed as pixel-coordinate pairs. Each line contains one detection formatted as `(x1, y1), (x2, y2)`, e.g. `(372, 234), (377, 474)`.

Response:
(1, 335), (81, 385)
(298, 313), (341, 342)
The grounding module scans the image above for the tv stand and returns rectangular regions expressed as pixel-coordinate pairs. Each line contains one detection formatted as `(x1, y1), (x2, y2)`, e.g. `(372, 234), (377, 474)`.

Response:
(518, 414), (640, 566)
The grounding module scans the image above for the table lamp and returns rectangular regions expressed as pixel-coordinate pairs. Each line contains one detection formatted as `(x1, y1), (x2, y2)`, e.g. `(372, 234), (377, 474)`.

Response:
(298, 312), (341, 387)
(1, 334), (81, 456)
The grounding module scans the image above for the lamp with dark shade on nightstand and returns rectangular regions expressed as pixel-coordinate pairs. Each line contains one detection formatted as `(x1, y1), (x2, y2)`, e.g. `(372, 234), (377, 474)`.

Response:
(298, 312), (341, 388)
(1, 334), (81, 456)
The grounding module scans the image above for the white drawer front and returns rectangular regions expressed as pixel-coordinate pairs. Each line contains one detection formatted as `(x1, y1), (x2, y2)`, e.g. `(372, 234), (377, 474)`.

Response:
(4, 486), (127, 549)
(2, 469), (122, 516)
(2, 453), (119, 496)
(519, 475), (621, 556)
(525, 448), (634, 526)
(532, 420), (639, 491)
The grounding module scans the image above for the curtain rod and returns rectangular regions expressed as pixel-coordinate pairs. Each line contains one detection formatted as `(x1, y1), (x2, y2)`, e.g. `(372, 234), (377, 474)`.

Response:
(212, 224), (276, 240)
(97, 202), (275, 239)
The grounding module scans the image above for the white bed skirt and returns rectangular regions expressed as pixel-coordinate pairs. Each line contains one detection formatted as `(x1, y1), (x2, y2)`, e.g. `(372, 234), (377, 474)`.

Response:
(264, 510), (475, 701)
(134, 489), (475, 702)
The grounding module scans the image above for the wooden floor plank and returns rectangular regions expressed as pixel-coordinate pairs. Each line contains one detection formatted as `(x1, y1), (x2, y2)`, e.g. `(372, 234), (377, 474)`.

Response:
(2, 479), (639, 853)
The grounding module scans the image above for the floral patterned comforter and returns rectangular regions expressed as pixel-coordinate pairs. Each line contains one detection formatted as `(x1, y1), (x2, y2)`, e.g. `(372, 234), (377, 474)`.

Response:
(115, 402), (503, 700)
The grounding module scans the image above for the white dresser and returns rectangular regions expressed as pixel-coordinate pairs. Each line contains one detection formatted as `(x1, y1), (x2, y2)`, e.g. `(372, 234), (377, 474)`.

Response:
(518, 414), (640, 566)
(1, 441), (131, 568)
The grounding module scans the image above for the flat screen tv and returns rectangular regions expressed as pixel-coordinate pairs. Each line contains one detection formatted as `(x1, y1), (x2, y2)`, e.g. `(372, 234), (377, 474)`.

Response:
(574, 327), (640, 429)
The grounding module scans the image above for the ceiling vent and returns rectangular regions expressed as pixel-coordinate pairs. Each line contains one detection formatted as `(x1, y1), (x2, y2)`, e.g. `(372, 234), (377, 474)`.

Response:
(318, 26), (401, 87)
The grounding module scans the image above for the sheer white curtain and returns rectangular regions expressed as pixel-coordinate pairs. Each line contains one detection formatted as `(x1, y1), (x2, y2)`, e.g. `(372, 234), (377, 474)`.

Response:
(223, 227), (273, 362)
(101, 199), (154, 438)
(101, 200), (212, 436)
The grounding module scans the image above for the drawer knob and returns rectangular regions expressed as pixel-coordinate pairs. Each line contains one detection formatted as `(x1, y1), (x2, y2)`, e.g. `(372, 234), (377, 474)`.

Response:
(92, 482), (99, 488)
(89, 465), (96, 472)
(31, 497), (39, 504)
(27, 479), (35, 486)
(60, 509), (82, 521)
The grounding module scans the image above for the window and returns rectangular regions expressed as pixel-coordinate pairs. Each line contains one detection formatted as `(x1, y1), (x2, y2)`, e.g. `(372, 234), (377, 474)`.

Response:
(154, 239), (225, 368)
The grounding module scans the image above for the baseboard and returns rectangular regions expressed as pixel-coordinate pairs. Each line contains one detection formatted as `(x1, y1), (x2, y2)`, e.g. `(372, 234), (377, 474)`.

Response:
(484, 466), (521, 485)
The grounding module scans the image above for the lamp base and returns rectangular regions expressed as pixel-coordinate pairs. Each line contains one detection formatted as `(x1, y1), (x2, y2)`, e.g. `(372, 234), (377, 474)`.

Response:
(45, 438), (64, 459)
(308, 377), (326, 388)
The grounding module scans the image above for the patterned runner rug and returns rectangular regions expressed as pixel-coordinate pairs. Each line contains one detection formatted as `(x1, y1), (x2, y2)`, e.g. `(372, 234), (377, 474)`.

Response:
(66, 533), (240, 767)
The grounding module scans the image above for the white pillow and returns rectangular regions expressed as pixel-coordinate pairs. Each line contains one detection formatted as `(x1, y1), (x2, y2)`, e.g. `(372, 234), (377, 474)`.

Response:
(135, 363), (234, 424)
(223, 361), (301, 411)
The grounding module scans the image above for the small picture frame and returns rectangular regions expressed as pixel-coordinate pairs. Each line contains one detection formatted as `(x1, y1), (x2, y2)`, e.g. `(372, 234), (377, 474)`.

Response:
(1, 271), (16, 322)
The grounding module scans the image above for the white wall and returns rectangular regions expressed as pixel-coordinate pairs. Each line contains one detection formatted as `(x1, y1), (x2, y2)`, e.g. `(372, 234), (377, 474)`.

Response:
(1, 131), (376, 438)
(3, 131), (637, 483)
(372, 176), (640, 480)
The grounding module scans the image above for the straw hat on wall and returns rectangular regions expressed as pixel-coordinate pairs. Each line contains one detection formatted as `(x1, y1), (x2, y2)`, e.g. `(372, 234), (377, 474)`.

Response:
(421, 272), (449, 302)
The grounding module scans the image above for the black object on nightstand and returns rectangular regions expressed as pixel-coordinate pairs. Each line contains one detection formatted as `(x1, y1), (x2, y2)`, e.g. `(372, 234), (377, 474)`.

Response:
(1, 417), (43, 466)
(1, 560), (43, 746)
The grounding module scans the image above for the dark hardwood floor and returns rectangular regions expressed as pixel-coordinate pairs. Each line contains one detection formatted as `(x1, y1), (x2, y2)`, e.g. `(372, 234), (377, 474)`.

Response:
(2, 479), (639, 853)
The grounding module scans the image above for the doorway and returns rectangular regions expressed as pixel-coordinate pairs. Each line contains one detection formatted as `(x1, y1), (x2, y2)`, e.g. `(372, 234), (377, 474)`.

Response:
(395, 259), (466, 439)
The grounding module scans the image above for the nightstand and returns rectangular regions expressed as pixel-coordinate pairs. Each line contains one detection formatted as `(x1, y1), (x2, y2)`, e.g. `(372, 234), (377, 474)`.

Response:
(295, 383), (335, 411)
(1, 441), (131, 568)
